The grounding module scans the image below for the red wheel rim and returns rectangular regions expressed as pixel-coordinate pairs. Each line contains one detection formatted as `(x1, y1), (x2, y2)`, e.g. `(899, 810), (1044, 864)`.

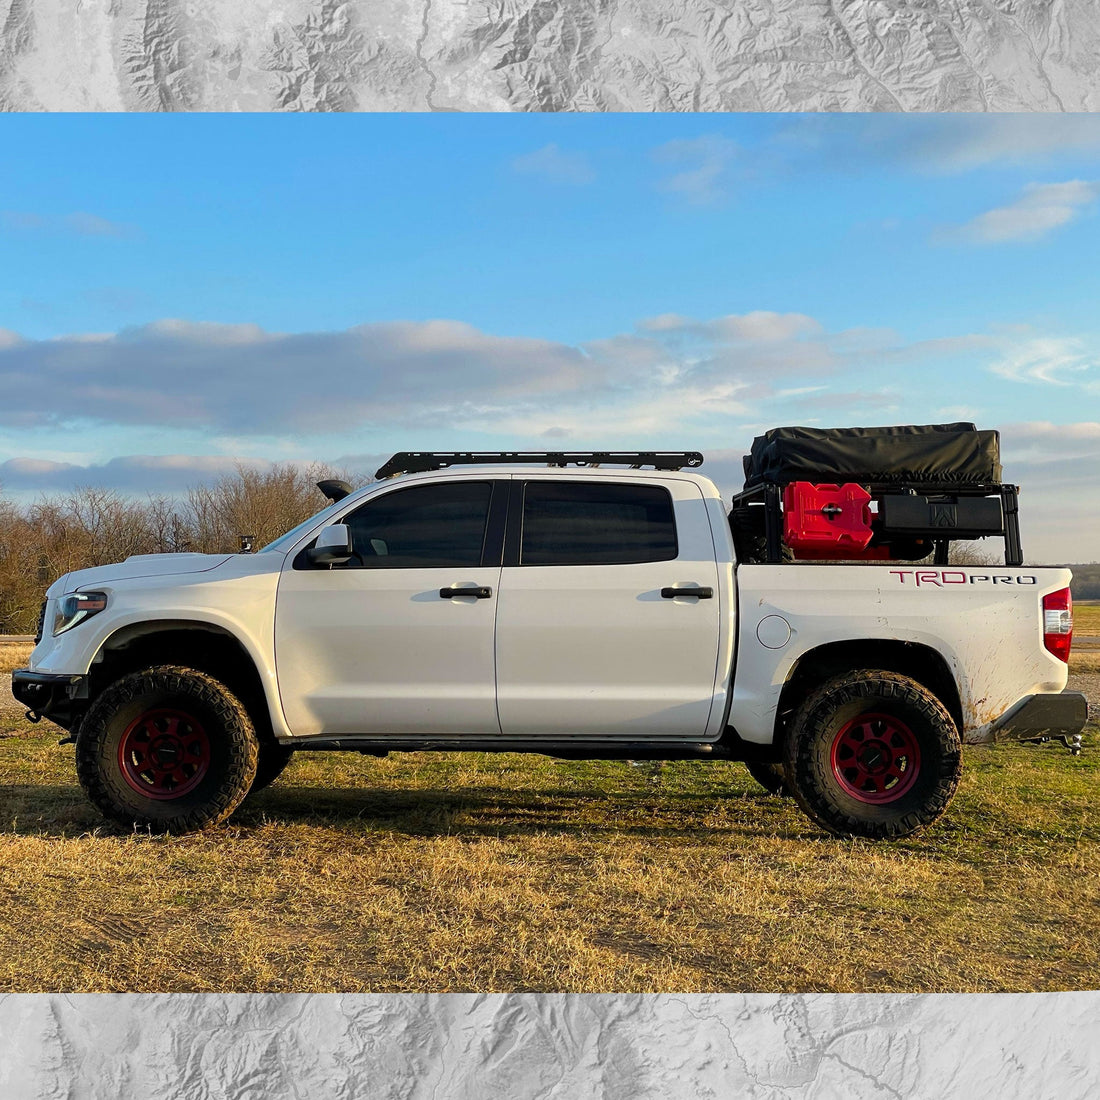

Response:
(118, 708), (211, 800)
(830, 712), (921, 804)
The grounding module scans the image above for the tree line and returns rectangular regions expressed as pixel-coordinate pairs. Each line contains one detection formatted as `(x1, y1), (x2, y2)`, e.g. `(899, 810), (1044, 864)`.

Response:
(0, 464), (362, 634)
(1, 463), (1095, 635)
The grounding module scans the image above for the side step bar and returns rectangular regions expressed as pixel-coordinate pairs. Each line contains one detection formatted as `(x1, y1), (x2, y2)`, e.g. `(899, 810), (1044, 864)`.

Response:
(277, 737), (760, 762)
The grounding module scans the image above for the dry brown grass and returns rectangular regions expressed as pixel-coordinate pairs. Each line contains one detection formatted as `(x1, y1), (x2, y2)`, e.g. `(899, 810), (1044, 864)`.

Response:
(0, 641), (32, 676)
(2, 635), (1099, 993)
(1075, 600), (1100, 637)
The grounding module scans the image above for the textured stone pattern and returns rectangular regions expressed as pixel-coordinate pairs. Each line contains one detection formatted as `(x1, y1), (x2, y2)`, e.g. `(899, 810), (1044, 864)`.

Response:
(1, 992), (1098, 1097)
(1, 0), (1097, 111)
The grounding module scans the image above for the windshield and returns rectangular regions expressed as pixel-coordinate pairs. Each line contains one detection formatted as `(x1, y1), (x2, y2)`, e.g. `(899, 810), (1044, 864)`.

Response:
(260, 498), (348, 553)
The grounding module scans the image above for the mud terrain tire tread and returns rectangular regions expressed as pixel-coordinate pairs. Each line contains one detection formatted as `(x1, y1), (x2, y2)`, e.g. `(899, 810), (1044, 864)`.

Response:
(784, 670), (961, 840)
(76, 665), (258, 833)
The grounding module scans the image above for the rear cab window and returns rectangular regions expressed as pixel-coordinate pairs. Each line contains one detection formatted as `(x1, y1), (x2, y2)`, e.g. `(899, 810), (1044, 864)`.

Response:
(519, 481), (678, 565)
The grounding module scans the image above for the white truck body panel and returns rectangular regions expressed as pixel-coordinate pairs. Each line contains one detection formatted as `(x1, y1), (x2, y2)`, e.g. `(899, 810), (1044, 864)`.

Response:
(274, 561), (503, 737)
(31, 554), (291, 737)
(23, 465), (1072, 750)
(731, 563), (1072, 745)
(494, 473), (727, 740)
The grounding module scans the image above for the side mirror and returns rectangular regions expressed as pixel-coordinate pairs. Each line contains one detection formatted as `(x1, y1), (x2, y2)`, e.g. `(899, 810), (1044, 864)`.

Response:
(307, 524), (353, 566)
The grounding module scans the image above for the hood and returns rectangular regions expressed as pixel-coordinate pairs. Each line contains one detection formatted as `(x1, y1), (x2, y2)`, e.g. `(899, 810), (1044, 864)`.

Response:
(51, 553), (235, 594)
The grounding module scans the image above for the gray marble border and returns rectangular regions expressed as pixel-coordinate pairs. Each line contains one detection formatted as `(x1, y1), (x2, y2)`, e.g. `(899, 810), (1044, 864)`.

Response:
(1, 992), (1097, 1096)
(2, 0), (1099, 112)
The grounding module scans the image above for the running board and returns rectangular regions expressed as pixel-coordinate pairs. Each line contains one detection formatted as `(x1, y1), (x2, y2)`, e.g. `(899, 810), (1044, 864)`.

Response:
(278, 737), (751, 762)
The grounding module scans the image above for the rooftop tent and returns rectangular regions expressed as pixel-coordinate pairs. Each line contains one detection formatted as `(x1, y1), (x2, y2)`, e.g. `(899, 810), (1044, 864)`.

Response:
(742, 422), (1002, 489)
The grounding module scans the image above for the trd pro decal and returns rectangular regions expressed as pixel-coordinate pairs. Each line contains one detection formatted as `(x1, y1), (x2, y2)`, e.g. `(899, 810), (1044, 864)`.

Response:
(890, 570), (1038, 587)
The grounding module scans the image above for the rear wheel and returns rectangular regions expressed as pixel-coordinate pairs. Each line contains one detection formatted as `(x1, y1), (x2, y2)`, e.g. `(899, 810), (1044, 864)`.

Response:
(745, 760), (790, 795)
(76, 665), (258, 833)
(784, 670), (961, 839)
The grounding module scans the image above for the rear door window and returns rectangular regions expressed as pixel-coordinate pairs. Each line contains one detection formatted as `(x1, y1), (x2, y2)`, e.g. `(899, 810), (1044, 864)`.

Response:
(520, 482), (677, 565)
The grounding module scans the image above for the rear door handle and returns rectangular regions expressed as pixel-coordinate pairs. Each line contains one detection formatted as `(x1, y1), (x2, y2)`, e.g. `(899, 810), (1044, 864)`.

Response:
(440, 585), (493, 599)
(661, 586), (713, 599)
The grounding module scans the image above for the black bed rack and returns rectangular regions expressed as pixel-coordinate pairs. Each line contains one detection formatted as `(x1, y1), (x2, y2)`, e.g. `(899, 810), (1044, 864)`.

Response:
(375, 451), (705, 480)
(729, 480), (1023, 567)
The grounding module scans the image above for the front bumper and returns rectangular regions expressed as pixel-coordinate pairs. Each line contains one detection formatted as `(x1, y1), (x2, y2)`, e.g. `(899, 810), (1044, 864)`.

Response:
(988, 692), (1088, 743)
(11, 669), (88, 729)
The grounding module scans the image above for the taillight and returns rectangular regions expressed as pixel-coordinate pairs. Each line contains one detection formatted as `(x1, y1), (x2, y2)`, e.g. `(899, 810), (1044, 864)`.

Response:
(1043, 587), (1073, 663)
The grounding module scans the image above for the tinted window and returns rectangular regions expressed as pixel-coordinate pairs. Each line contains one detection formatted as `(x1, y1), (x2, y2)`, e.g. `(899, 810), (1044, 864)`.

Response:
(521, 482), (677, 565)
(342, 482), (492, 568)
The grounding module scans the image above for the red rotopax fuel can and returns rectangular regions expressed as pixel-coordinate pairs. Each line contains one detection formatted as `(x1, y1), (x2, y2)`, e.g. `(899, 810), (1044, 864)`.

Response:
(782, 482), (876, 558)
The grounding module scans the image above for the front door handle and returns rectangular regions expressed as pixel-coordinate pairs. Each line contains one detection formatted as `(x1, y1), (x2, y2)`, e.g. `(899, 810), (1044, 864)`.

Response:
(661, 586), (713, 599)
(440, 585), (493, 599)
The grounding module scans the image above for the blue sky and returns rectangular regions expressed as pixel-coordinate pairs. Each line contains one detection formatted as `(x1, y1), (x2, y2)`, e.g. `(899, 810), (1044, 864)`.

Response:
(1, 113), (1099, 560)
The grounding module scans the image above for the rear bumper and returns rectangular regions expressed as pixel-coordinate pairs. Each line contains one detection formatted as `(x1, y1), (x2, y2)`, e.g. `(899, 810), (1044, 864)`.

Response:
(986, 692), (1088, 743)
(10, 669), (88, 729)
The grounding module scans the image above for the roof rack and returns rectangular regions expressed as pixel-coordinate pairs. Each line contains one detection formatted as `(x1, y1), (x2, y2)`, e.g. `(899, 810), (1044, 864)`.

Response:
(375, 451), (704, 480)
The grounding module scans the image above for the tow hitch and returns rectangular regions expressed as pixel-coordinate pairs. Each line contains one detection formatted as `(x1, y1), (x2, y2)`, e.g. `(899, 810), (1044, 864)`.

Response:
(1024, 733), (1083, 756)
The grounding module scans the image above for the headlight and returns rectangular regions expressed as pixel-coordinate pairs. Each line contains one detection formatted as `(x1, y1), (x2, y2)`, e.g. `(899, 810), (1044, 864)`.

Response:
(53, 591), (108, 636)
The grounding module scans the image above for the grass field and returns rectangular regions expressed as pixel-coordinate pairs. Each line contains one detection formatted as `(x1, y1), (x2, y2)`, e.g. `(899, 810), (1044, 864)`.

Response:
(1075, 599), (1100, 636)
(1, 639), (1098, 994)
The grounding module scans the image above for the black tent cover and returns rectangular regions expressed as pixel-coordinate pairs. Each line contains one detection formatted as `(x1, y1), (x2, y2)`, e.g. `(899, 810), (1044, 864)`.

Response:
(742, 422), (1002, 488)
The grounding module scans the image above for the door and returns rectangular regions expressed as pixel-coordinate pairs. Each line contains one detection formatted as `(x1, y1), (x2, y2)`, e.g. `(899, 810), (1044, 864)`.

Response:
(494, 477), (723, 739)
(275, 478), (503, 738)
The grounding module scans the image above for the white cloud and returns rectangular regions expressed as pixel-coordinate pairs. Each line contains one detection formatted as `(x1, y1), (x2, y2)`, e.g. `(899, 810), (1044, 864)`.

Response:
(990, 336), (1097, 385)
(906, 117), (1100, 173)
(1, 311), (833, 443)
(1, 313), (1095, 490)
(774, 115), (1100, 174)
(511, 144), (594, 185)
(653, 136), (738, 205)
(944, 180), (1100, 244)
(638, 311), (822, 343)
(1000, 420), (1100, 455)
(0, 454), (265, 492)
(64, 212), (137, 238)
(998, 423), (1100, 561)
(0, 318), (593, 435)
(2, 210), (138, 238)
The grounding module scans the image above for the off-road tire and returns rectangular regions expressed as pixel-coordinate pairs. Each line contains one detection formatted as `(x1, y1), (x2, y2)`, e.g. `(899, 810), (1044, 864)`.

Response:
(76, 665), (258, 833)
(251, 742), (294, 793)
(784, 670), (961, 840)
(745, 760), (790, 795)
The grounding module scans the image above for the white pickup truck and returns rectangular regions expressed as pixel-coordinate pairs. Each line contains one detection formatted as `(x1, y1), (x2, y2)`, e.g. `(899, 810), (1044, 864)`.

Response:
(12, 440), (1087, 839)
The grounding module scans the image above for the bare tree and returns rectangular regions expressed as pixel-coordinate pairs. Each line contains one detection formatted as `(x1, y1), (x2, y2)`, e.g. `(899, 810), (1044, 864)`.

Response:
(184, 462), (362, 553)
(0, 463), (369, 632)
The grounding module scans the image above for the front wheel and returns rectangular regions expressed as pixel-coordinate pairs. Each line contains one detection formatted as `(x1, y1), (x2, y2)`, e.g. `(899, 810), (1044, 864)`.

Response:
(76, 665), (258, 833)
(784, 671), (961, 840)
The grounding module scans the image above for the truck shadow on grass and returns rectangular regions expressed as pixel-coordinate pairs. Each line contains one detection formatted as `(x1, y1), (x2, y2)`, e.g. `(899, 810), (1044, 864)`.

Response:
(0, 781), (805, 841)
(242, 783), (807, 839)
